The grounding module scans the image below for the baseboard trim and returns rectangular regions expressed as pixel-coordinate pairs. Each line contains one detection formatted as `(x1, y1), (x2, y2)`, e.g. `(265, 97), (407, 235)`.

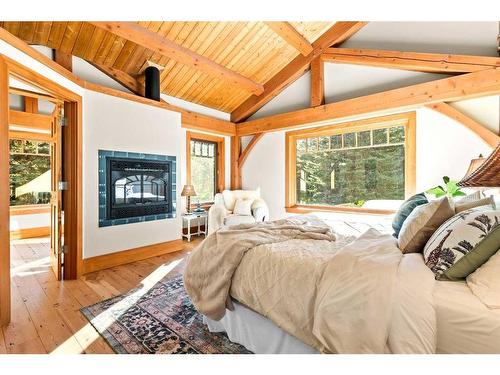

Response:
(82, 238), (185, 274)
(10, 226), (50, 240)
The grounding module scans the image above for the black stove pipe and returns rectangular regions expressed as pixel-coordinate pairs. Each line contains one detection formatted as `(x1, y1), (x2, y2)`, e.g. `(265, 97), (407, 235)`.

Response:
(144, 66), (160, 101)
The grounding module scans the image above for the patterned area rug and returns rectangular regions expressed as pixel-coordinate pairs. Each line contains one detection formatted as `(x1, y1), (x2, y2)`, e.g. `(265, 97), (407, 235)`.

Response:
(81, 275), (251, 354)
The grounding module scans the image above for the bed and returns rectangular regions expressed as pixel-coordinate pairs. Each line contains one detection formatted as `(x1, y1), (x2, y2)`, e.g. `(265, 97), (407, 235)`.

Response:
(184, 212), (500, 354)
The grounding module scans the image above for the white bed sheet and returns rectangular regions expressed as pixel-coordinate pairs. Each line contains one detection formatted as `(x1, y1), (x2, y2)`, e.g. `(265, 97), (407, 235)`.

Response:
(434, 280), (500, 354)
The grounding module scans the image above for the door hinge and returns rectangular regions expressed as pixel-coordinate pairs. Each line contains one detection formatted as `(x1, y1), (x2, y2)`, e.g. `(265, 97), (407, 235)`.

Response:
(60, 245), (68, 254)
(58, 117), (68, 127)
(58, 181), (69, 191)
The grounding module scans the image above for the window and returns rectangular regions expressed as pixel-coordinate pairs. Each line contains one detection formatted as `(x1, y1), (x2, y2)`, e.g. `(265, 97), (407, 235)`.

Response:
(286, 112), (416, 212)
(186, 132), (225, 204)
(9, 139), (51, 206)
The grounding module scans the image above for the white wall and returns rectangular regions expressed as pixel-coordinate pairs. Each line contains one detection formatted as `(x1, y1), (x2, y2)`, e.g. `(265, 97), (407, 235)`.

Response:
(10, 213), (50, 231)
(83, 90), (183, 258)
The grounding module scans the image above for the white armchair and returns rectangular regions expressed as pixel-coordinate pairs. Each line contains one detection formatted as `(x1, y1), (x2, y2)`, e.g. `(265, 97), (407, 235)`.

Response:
(208, 188), (269, 234)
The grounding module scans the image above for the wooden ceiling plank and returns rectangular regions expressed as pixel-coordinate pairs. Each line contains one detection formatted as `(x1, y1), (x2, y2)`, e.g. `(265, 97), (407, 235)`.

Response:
(230, 21), (366, 122)
(47, 22), (68, 50)
(237, 68), (500, 136)
(93, 31), (115, 64)
(426, 102), (500, 147)
(1, 22), (21, 36)
(173, 22), (229, 98)
(18, 21), (36, 43)
(322, 48), (500, 73)
(190, 22), (262, 103)
(83, 25), (108, 61)
(124, 21), (167, 74)
(71, 23), (96, 57)
(181, 22), (246, 102)
(112, 21), (151, 71)
(32, 21), (52, 45)
(265, 22), (313, 56)
(58, 22), (83, 54)
(91, 22), (264, 95)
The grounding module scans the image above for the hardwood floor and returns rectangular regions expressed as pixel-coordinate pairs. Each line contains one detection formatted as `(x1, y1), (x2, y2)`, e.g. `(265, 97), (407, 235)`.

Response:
(0, 236), (202, 354)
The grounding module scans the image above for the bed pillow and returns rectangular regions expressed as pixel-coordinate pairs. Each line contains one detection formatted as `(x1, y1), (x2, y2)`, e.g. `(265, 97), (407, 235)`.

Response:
(467, 250), (500, 308)
(398, 197), (454, 254)
(455, 195), (495, 213)
(392, 193), (428, 238)
(423, 208), (500, 280)
(233, 198), (253, 216)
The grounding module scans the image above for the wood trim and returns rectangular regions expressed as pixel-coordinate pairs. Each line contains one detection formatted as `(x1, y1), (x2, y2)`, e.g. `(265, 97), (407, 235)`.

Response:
(10, 226), (50, 240)
(265, 22), (313, 56)
(238, 133), (264, 168)
(0, 27), (236, 135)
(230, 136), (241, 190)
(285, 112), (417, 209)
(8, 130), (52, 142)
(186, 131), (225, 195)
(237, 67), (500, 136)
(310, 56), (324, 107)
(0, 55), (11, 326)
(321, 48), (500, 74)
(230, 22), (367, 122)
(286, 205), (395, 215)
(9, 110), (53, 131)
(426, 102), (500, 148)
(9, 87), (63, 104)
(82, 239), (184, 274)
(24, 96), (38, 113)
(53, 49), (72, 72)
(90, 22), (264, 95)
(9, 204), (50, 216)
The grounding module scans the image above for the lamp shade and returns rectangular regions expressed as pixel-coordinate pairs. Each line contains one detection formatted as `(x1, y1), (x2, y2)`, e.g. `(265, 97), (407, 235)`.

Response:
(181, 184), (197, 197)
(458, 144), (500, 187)
(462, 156), (486, 180)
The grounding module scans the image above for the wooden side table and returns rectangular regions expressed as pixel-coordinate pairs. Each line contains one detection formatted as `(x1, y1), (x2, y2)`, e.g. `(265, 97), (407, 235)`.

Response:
(182, 212), (208, 242)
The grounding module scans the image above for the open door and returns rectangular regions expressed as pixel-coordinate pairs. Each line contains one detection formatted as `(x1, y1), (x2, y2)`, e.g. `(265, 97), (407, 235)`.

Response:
(50, 104), (63, 280)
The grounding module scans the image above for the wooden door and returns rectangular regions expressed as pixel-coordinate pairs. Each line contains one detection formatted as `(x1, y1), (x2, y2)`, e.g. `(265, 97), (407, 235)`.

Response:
(50, 105), (63, 280)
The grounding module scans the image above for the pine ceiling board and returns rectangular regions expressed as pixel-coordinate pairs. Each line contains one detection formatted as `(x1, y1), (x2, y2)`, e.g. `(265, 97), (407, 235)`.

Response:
(188, 22), (259, 104)
(71, 23), (96, 57)
(32, 21), (52, 45)
(112, 21), (151, 71)
(47, 22), (68, 49)
(289, 22), (334, 43)
(173, 22), (242, 99)
(102, 33), (127, 67)
(93, 31), (115, 64)
(18, 21), (36, 43)
(1, 22), (21, 36)
(169, 22), (247, 99)
(59, 22), (83, 54)
(122, 21), (164, 74)
(159, 22), (208, 92)
(83, 24), (108, 60)
(171, 22), (227, 97)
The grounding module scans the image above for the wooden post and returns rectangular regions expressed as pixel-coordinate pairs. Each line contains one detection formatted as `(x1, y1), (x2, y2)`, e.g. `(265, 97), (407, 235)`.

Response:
(310, 56), (324, 107)
(230, 136), (241, 190)
(54, 49), (72, 72)
(0, 57), (11, 325)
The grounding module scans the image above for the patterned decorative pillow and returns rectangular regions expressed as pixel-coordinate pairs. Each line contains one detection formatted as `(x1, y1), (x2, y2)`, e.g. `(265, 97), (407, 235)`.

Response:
(392, 193), (428, 238)
(423, 208), (500, 280)
(454, 195), (495, 213)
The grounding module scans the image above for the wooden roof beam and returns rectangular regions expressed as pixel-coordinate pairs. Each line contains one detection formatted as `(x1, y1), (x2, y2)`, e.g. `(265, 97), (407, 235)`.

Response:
(90, 22), (264, 95)
(265, 22), (313, 56)
(236, 67), (500, 136)
(230, 21), (367, 123)
(88, 61), (145, 97)
(321, 48), (500, 73)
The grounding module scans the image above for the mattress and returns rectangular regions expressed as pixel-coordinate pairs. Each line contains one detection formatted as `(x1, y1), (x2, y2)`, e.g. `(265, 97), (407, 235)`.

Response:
(434, 280), (500, 354)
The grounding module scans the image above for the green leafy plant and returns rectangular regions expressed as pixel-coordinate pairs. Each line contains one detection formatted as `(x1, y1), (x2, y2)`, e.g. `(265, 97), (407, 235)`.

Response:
(426, 176), (466, 198)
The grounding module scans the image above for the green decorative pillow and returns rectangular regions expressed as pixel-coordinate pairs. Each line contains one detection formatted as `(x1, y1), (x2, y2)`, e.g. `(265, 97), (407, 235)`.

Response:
(392, 193), (428, 238)
(423, 208), (500, 280)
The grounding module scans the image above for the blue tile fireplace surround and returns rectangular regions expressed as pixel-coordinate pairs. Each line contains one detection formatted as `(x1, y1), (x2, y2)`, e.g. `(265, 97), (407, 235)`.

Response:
(98, 150), (177, 227)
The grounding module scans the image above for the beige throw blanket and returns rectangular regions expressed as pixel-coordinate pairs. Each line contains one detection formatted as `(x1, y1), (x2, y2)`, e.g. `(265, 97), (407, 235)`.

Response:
(184, 217), (336, 321)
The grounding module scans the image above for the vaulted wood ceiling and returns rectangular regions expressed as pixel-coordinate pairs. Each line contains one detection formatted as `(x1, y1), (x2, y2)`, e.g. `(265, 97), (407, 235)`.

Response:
(0, 21), (340, 113)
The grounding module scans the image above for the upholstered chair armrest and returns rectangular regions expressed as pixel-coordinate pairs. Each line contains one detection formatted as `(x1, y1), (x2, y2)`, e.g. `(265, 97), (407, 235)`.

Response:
(251, 198), (269, 222)
(208, 204), (229, 235)
(213, 192), (226, 207)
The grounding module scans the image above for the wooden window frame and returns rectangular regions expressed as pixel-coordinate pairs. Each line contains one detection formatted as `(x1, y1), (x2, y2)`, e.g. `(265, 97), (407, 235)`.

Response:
(285, 112), (416, 215)
(186, 131), (225, 205)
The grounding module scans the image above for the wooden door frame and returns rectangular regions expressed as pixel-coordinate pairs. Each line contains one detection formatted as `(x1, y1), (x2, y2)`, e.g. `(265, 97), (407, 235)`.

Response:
(0, 54), (83, 325)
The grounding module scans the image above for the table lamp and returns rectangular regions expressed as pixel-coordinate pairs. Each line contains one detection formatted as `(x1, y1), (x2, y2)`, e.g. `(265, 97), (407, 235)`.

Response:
(458, 144), (500, 187)
(181, 184), (197, 214)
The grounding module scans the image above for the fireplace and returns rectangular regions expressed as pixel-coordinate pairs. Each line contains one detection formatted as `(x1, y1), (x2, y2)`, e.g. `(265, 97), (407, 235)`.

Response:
(98, 150), (176, 227)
